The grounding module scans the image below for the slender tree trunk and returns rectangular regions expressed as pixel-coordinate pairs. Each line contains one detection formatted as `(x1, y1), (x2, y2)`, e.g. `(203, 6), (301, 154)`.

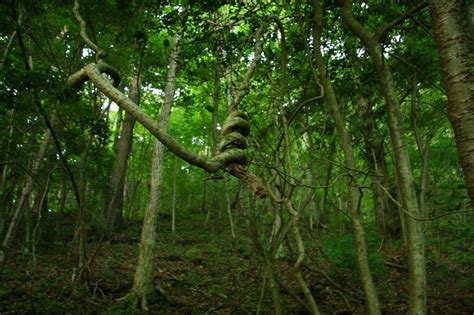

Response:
(273, 14), (321, 314)
(56, 177), (68, 240)
(371, 48), (426, 315)
(342, 3), (427, 313)
(211, 68), (220, 157)
(429, 0), (474, 208)
(130, 31), (182, 310)
(1, 31), (17, 68)
(32, 170), (51, 262)
(107, 74), (140, 230)
(246, 196), (282, 315)
(0, 110), (15, 195)
(319, 140), (334, 224)
(265, 260), (282, 315)
(0, 109), (16, 239)
(311, 1), (381, 313)
(410, 81), (434, 217)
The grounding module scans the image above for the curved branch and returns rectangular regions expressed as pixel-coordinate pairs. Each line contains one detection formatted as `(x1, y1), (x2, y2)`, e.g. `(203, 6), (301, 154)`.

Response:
(68, 63), (223, 172)
(73, 0), (106, 59)
(68, 60), (120, 88)
(68, 63), (269, 200)
(74, 61), (266, 196)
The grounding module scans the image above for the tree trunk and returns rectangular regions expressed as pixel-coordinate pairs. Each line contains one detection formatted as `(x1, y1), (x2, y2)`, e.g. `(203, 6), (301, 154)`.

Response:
(224, 181), (236, 241)
(312, 1), (381, 313)
(171, 156), (177, 233)
(32, 170), (51, 262)
(429, 0), (474, 208)
(357, 94), (400, 239)
(0, 110), (15, 195)
(77, 132), (94, 273)
(106, 74), (140, 230)
(211, 68), (220, 156)
(370, 45), (426, 315)
(130, 31), (182, 310)
(342, 3), (427, 313)
(410, 80), (434, 217)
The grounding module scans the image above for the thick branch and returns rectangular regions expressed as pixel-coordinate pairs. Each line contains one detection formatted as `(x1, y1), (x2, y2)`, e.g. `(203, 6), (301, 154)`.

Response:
(343, 0), (428, 48)
(228, 163), (267, 198)
(341, 0), (376, 49)
(68, 63), (268, 198)
(68, 63), (222, 172)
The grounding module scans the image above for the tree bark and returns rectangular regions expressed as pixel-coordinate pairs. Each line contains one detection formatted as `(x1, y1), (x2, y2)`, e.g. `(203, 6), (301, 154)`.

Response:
(171, 156), (177, 233)
(429, 0), (474, 208)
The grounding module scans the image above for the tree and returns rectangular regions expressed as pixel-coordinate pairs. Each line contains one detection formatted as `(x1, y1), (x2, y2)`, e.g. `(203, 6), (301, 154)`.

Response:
(106, 74), (140, 230)
(129, 27), (182, 309)
(342, 2), (428, 313)
(311, 1), (380, 313)
(429, 0), (474, 208)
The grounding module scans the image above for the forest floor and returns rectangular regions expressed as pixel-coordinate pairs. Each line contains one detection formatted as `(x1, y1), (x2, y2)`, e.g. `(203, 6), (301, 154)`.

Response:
(1, 211), (473, 314)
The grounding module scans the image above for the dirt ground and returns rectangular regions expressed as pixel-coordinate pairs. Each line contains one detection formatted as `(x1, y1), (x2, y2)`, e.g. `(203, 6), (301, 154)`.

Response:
(1, 213), (472, 314)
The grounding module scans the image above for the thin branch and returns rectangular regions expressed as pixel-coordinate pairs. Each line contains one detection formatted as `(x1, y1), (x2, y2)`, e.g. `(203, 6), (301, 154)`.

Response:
(376, 182), (473, 221)
(376, 2), (428, 43)
(1, 31), (17, 68)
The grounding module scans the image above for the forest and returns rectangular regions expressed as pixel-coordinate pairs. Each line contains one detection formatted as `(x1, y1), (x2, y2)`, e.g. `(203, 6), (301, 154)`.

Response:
(0, 0), (473, 313)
